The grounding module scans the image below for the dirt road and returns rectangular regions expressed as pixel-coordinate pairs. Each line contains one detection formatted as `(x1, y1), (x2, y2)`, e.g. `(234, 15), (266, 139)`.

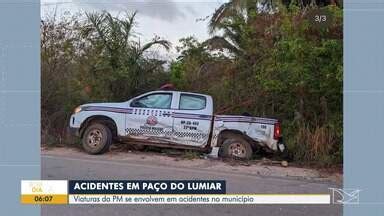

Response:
(41, 147), (342, 216)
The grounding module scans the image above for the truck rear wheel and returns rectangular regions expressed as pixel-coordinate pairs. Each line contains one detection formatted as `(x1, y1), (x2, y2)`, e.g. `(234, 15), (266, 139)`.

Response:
(82, 123), (112, 154)
(220, 135), (253, 160)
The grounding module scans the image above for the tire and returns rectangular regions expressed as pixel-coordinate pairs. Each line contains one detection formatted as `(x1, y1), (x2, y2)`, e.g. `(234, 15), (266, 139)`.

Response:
(82, 123), (112, 154)
(219, 135), (253, 160)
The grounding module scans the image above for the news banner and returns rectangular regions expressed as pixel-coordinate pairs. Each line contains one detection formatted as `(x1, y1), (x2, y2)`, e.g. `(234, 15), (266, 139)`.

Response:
(19, 180), (335, 205)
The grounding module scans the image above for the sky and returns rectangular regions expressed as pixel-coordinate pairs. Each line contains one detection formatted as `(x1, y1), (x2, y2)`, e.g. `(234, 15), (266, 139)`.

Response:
(41, 0), (226, 60)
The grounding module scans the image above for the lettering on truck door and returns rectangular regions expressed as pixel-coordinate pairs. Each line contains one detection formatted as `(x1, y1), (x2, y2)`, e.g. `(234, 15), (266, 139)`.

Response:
(172, 93), (212, 147)
(125, 92), (174, 142)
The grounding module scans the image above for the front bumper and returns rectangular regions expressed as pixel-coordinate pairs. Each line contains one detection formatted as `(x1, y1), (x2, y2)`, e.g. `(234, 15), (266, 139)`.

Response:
(68, 114), (81, 137)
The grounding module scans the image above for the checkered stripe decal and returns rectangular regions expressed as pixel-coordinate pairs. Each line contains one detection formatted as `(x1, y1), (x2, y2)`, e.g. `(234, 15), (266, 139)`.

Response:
(174, 131), (208, 140)
(126, 128), (172, 137)
(126, 128), (208, 141)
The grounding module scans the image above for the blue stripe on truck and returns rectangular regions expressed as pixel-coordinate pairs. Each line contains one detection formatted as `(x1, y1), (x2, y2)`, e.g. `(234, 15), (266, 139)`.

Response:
(83, 106), (133, 114)
(215, 116), (278, 125)
(173, 113), (212, 120)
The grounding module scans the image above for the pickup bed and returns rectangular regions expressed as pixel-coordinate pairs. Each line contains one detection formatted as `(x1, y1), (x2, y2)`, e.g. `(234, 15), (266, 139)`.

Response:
(69, 90), (286, 159)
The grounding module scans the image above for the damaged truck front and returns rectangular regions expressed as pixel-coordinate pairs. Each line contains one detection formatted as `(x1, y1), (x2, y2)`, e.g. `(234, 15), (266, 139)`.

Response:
(69, 90), (286, 160)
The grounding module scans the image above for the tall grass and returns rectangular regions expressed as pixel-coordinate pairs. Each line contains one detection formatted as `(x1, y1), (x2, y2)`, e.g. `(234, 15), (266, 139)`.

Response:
(288, 124), (342, 166)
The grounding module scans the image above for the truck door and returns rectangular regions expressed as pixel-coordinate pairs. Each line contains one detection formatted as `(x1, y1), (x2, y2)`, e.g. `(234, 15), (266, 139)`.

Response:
(172, 93), (213, 147)
(125, 92), (174, 143)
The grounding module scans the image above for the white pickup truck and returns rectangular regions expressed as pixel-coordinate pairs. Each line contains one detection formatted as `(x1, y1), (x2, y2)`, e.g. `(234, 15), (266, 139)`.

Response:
(69, 90), (286, 159)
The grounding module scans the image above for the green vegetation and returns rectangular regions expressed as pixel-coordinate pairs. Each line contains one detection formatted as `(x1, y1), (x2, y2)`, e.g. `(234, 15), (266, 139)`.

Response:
(41, 11), (171, 144)
(41, 0), (342, 166)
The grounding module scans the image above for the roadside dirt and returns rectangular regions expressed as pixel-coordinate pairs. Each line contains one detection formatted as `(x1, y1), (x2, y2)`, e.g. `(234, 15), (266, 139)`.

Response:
(41, 145), (342, 185)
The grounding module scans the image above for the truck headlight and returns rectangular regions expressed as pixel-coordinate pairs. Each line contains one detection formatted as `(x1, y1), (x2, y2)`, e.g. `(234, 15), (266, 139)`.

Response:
(74, 106), (82, 114)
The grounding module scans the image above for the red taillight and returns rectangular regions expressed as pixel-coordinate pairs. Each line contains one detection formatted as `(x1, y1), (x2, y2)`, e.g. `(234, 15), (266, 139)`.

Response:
(273, 121), (281, 140)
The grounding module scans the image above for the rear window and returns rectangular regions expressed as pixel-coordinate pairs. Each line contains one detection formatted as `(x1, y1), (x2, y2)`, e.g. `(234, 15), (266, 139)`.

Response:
(179, 94), (206, 110)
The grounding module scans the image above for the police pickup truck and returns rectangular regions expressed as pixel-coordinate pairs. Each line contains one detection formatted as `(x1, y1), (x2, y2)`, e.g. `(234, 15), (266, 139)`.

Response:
(69, 90), (286, 159)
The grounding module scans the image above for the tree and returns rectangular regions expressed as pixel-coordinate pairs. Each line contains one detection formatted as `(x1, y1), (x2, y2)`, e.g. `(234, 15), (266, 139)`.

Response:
(181, 1), (343, 165)
(41, 11), (172, 145)
(82, 11), (171, 100)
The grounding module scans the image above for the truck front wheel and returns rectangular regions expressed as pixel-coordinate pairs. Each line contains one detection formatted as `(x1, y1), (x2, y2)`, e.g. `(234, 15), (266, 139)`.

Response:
(82, 123), (112, 154)
(220, 136), (253, 160)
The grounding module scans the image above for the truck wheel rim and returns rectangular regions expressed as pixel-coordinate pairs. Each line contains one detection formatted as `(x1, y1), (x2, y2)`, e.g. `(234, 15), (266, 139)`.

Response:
(87, 129), (103, 148)
(228, 143), (246, 158)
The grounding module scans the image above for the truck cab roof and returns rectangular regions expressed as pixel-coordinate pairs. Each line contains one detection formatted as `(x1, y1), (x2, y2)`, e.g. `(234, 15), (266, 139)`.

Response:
(142, 90), (211, 98)
(129, 90), (213, 114)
